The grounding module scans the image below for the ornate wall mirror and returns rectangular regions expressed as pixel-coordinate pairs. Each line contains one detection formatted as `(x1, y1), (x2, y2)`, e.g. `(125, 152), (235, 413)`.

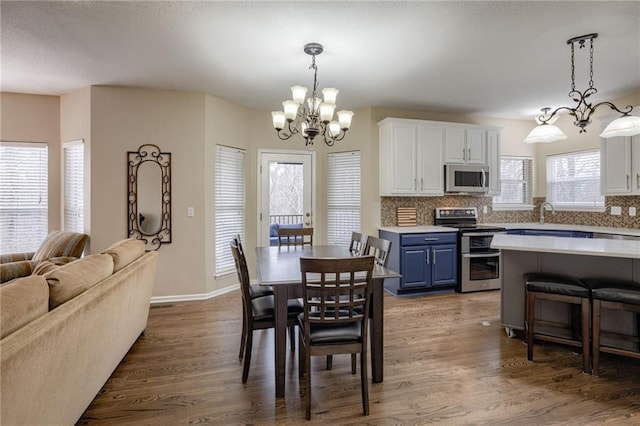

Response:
(128, 144), (171, 251)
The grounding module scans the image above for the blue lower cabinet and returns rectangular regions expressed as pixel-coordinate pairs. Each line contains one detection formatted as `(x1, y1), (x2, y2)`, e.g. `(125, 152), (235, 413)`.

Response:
(381, 231), (457, 294)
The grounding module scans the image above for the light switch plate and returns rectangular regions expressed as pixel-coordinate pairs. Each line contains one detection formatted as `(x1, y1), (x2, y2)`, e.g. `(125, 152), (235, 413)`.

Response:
(611, 206), (622, 215)
(187, 207), (195, 217)
(630, 207), (637, 217)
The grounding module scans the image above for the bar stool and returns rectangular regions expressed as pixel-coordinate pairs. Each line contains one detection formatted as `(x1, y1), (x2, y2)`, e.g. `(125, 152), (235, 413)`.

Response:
(582, 277), (640, 376)
(524, 272), (591, 374)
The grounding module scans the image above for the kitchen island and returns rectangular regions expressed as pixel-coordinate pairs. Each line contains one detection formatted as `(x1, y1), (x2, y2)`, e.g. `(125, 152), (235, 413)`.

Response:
(491, 234), (640, 345)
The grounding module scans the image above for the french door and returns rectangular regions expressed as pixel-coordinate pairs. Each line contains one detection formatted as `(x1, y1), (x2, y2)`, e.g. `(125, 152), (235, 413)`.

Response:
(258, 150), (315, 247)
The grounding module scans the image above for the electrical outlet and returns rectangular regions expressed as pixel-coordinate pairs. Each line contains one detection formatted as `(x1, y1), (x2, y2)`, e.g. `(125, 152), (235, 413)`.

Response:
(610, 206), (622, 216)
(483, 205), (488, 214)
(187, 207), (195, 217)
(630, 207), (637, 217)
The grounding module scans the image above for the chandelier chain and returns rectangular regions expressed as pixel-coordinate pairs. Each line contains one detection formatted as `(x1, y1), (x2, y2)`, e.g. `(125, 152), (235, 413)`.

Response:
(589, 37), (594, 89)
(570, 41), (575, 92)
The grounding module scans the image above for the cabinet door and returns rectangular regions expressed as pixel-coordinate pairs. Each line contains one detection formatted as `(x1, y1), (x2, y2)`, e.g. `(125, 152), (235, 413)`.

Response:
(601, 136), (632, 195)
(389, 123), (418, 194)
(487, 130), (501, 196)
(400, 246), (431, 288)
(466, 128), (487, 165)
(417, 124), (444, 195)
(633, 136), (640, 193)
(431, 244), (457, 286)
(444, 127), (466, 163)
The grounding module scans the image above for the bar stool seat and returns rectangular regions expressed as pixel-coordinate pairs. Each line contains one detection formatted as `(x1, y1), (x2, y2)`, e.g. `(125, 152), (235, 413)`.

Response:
(583, 277), (640, 376)
(524, 273), (591, 374)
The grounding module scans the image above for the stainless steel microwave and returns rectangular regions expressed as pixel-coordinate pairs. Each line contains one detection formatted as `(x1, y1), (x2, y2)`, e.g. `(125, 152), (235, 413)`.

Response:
(444, 164), (489, 193)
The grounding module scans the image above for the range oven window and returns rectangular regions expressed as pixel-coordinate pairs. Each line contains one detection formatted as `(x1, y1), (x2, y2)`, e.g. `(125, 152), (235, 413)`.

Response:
(467, 254), (500, 281)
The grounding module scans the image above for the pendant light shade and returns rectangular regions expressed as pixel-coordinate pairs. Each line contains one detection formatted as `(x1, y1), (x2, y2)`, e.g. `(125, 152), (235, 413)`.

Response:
(599, 115), (640, 138)
(524, 123), (567, 144)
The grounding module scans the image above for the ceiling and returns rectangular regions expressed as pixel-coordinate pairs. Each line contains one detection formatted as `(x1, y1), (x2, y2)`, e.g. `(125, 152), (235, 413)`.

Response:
(2, 1), (639, 120)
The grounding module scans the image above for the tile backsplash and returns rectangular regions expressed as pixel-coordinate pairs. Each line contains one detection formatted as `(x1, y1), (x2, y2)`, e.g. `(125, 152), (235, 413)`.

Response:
(381, 195), (640, 229)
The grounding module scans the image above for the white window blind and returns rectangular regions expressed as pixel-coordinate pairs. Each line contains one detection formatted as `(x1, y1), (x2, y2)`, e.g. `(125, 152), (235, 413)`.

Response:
(63, 140), (84, 233)
(0, 141), (48, 253)
(493, 156), (533, 206)
(215, 145), (245, 276)
(546, 150), (604, 209)
(326, 151), (361, 246)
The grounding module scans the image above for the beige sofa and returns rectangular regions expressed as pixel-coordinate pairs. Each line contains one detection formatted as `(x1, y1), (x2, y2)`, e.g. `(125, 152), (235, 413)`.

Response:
(0, 238), (158, 425)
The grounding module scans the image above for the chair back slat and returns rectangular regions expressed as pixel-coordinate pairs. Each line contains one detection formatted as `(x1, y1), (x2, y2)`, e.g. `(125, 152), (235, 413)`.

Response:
(363, 236), (392, 267)
(349, 232), (368, 256)
(300, 256), (374, 325)
(278, 227), (314, 247)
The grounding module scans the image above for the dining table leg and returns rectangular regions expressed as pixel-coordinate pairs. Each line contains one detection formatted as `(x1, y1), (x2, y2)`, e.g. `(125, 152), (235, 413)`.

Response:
(273, 285), (288, 398)
(370, 278), (384, 383)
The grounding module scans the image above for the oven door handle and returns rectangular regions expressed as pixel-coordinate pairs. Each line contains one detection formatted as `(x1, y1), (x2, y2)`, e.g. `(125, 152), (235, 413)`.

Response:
(462, 232), (505, 238)
(462, 252), (501, 258)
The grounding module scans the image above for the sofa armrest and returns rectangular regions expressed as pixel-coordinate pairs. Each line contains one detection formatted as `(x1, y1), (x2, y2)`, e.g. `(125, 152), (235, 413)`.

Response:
(1, 260), (38, 283)
(1, 252), (35, 264)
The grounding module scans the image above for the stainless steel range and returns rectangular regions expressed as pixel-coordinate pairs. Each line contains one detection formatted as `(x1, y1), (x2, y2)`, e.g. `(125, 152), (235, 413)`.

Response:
(434, 207), (506, 293)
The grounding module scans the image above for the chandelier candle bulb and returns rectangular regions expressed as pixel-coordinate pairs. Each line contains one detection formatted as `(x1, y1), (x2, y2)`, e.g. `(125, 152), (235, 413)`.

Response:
(338, 110), (354, 130)
(320, 102), (336, 122)
(322, 88), (339, 104)
(272, 111), (286, 130)
(329, 121), (341, 137)
(282, 100), (298, 121)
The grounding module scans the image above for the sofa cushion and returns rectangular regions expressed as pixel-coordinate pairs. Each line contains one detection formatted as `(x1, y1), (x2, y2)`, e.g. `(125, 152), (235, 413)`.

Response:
(45, 254), (114, 309)
(101, 239), (146, 272)
(0, 275), (49, 339)
(32, 231), (89, 262)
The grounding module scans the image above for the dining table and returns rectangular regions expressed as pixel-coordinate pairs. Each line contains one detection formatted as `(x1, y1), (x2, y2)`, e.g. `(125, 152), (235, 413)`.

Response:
(255, 244), (401, 398)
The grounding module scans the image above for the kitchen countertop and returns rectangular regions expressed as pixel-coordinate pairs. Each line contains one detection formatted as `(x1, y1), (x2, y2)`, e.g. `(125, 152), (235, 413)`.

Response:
(491, 233), (640, 259)
(484, 222), (640, 238)
(379, 226), (458, 234)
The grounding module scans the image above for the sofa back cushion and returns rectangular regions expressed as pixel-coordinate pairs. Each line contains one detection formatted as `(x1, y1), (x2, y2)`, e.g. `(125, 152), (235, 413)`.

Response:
(101, 239), (146, 272)
(0, 260), (38, 284)
(45, 254), (114, 309)
(32, 231), (89, 262)
(0, 275), (49, 339)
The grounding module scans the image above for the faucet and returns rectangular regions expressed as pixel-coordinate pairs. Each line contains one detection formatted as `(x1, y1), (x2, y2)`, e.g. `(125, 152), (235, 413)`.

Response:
(539, 202), (555, 225)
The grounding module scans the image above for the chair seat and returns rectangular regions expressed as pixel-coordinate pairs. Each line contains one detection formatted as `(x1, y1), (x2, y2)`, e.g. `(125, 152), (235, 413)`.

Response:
(252, 296), (303, 321)
(249, 283), (273, 299)
(584, 278), (640, 304)
(524, 273), (589, 297)
(298, 313), (362, 344)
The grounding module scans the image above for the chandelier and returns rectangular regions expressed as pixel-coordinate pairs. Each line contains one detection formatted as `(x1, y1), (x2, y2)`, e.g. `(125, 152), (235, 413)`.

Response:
(524, 33), (640, 143)
(271, 43), (354, 147)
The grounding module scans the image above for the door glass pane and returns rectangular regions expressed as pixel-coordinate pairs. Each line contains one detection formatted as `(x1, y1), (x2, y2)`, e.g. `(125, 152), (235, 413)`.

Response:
(269, 162), (303, 225)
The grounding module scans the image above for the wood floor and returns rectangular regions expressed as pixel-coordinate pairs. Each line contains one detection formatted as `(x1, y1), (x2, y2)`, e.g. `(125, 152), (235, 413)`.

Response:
(78, 290), (640, 425)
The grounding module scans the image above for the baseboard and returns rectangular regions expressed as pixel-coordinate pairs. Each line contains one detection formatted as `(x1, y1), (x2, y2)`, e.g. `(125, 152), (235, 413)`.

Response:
(150, 283), (239, 304)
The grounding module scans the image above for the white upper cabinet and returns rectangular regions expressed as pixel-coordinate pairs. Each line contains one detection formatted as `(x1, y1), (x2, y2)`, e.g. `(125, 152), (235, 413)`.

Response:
(379, 118), (500, 197)
(444, 127), (487, 165)
(601, 135), (640, 195)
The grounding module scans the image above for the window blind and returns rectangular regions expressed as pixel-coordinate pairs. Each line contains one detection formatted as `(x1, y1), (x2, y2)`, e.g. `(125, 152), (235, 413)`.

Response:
(546, 149), (604, 208)
(493, 156), (533, 205)
(215, 145), (245, 276)
(326, 151), (361, 246)
(0, 141), (48, 253)
(63, 140), (84, 233)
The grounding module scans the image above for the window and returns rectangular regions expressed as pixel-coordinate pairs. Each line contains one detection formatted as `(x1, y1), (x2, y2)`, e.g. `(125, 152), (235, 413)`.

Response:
(215, 145), (245, 276)
(493, 156), (533, 209)
(326, 151), (361, 246)
(546, 150), (604, 210)
(63, 140), (84, 233)
(0, 142), (48, 253)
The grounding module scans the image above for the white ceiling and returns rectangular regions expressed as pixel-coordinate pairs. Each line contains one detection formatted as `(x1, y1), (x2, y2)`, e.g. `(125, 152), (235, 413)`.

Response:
(2, 1), (639, 120)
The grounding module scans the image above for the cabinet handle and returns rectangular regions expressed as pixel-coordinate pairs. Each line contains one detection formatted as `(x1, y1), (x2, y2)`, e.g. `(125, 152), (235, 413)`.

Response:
(432, 248), (436, 265)
(426, 249), (430, 264)
(628, 174), (631, 190)
(468, 148), (471, 160)
(423, 238), (438, 241)
(637, 173), (639, 189)
(462, 147), (466, 161)
(414, 178), (417, 191)
(421, 178), (424, 191)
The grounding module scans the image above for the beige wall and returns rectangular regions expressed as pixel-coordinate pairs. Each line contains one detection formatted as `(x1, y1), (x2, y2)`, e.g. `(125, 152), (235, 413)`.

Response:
(0, 92), (61, 231)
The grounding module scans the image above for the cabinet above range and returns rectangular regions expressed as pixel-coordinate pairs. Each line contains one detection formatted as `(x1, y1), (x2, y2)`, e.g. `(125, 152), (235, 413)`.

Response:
(378, 117), (502, 197)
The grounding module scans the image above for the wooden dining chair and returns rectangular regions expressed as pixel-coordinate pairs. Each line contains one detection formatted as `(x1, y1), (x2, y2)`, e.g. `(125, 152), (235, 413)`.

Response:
(278, 227), (313, 247)
(230, 239), (302, 383)
(232, 235), (274, 360)
(363, 235), (392, 267)
(298, 255), (375, 419)
(349, 232), (368, 256)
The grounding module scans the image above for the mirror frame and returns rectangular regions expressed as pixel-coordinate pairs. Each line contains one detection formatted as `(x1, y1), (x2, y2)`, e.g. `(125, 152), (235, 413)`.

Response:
(127, 144), (172, 251)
